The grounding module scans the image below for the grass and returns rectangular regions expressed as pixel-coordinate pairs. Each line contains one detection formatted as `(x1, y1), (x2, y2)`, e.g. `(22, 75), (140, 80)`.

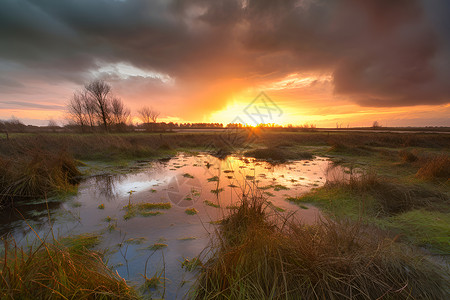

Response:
(0, 149), (81, 204)
(0, 236), (138, 299)
(124, 237), (147, 245)
(185, 208), (199, 215)
(292, 165), (450, 253)
(204, 200), (220, 208)
(123, 202), (171, 220)
(416, 154), (450, 180)
(181, 257), (202, 272)
(148, 243), (168, 250)
(273, 184), (289, 191)
(388, 210), (450, 254)
(207, 176), (219, 182)
(210, 188), (224, 194)
(192, 194), (449, 299)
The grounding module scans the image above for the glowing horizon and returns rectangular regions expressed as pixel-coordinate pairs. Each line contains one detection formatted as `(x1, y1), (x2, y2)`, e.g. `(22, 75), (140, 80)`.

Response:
(0, 1), (449, 128)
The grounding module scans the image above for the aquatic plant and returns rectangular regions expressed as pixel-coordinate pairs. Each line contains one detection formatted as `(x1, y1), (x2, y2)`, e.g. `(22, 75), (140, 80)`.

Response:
(185, 208), (198, 215)
(204, 200), (220, 208)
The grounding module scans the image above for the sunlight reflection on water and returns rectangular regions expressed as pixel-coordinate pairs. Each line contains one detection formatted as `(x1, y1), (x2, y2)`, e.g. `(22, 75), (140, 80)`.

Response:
(1, 153), (338, 299)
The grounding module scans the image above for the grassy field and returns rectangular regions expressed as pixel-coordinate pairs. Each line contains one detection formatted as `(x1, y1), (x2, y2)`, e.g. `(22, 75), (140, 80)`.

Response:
(0, 130), (449, 298)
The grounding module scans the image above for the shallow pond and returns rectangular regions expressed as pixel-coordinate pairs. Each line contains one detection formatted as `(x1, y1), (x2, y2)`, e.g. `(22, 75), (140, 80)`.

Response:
(0, 153), (334, 298)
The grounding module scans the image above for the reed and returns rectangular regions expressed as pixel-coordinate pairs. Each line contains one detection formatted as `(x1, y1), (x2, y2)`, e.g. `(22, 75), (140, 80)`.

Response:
(192, 192), (448, 299)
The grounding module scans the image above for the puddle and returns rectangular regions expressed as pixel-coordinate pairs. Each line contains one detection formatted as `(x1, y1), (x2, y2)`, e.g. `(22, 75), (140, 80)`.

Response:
(0, 153), (334, 298)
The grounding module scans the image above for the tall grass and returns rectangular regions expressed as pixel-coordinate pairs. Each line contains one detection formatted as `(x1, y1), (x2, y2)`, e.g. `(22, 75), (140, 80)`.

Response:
(0, 149), (80, 204)
(192, 192), (449, 299)
(0, 236), (138, 299)
(416, 154), (450, 180)
(324, 165), (447, 216)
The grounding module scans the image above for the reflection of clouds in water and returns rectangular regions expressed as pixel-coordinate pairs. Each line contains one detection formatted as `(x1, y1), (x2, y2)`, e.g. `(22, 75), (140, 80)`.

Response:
(114, 179), (161, 197)
(91, 162), (169, 199)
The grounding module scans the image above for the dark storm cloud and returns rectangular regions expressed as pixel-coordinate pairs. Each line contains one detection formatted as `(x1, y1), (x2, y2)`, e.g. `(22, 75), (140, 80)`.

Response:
(0, 0), (449, 107)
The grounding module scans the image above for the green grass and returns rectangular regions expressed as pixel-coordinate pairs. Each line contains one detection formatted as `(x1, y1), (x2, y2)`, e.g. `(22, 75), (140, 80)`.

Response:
(207, 176), (219, 182)
(148, 243), (168, 250)
(388, 210), (450, 254)
(181, 257), (202, 272)
(185, 208), (199, 215)
(123, 202), (171, 220)
(204, 200), (220, 208)
(291, 165), (450, 253)
(210, 188), (224, 194)
(124, 237), (147, 245)
(273, 184), (289, 191)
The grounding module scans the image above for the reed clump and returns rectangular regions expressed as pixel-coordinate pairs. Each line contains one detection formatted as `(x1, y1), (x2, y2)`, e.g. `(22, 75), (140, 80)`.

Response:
(416, 154), (450, 180)
(0, 237), (138, 299)
(324, 166), (448, 216)
(0, 149), (81, 204)
(193, 195), (448, 299)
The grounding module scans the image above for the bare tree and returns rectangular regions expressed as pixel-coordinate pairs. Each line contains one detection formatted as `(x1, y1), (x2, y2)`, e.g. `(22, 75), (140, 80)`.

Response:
(67, 91), (87, 131)
(138, 106), (160, 132)
(111, 97), (130, 128)
(85, 80), (112, 131)
(82, 91), (97, 131)
(67, 80), (131, 133)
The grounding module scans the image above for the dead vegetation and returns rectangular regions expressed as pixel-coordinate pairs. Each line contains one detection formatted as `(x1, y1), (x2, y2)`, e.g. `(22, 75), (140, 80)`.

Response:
(193, 194), (449, 299)
(0, 236), (138, 299)
(0, 149), (81, 205)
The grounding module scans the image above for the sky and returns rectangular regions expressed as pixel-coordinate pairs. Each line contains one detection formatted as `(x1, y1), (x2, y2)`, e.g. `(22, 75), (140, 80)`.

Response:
(0, 0), (449, 127)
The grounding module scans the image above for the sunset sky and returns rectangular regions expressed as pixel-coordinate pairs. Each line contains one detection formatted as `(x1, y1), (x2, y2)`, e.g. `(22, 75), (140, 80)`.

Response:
(0, 0), (449, 127)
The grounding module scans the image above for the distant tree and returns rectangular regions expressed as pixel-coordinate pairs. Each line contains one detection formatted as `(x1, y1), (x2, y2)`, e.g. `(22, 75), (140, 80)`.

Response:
(47, 119), (57, 127)
(82, 92), (97, 131)
(68, 91), (87, 131)
(372, 121), (382, 128)
(4, 116), (26, 132)
(110, 97), (130, 130)
(138, 106), (160, 131)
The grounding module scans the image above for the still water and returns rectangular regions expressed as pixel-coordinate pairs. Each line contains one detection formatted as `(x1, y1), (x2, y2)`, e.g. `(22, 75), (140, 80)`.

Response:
(0, 153), (334, 298)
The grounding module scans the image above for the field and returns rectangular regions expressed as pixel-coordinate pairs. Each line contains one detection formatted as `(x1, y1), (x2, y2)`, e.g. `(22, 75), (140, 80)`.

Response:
(0, 129), (449, 298)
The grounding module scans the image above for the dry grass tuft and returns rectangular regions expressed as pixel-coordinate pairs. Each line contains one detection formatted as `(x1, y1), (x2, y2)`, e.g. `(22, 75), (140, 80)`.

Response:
(416, 154), (450, 180)
(398, 149), (419, 163)
(193, 195), (449, 299)
(0, 237), (138, 299)
(0, 150), (81, 204)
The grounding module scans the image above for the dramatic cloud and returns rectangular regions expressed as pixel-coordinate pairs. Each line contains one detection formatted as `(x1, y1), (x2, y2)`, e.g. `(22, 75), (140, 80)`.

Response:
(0, 0), (449, 121)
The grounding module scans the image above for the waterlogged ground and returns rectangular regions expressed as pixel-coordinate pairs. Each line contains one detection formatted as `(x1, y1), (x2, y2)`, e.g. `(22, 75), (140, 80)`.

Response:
(0, 153), (335, 298)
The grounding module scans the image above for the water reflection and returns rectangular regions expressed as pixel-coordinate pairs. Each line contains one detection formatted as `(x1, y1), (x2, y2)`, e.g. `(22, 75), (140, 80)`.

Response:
(0, 153), (336, 299)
